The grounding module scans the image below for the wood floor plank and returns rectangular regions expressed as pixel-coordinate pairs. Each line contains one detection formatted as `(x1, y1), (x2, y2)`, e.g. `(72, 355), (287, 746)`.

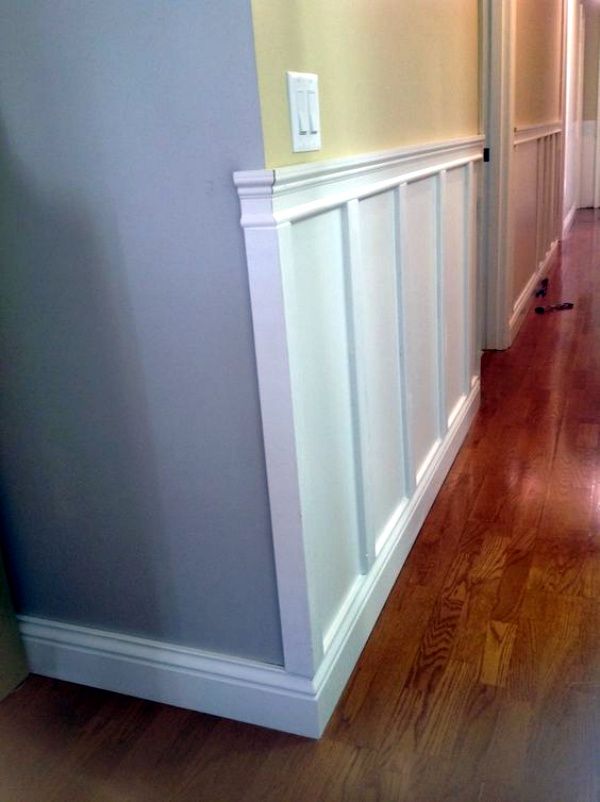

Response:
(479, 620), (518, 687)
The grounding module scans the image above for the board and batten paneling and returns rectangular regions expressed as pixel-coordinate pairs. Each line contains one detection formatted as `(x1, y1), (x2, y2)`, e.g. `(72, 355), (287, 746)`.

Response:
(235, 135), (483, 735)
(509, 124), (562, 341)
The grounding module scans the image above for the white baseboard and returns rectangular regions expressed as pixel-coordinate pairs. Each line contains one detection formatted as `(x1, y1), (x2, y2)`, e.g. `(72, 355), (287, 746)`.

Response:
(509, 239), (559, 344)
(19, 381), (480, 738)
(19, 616), (320, 736)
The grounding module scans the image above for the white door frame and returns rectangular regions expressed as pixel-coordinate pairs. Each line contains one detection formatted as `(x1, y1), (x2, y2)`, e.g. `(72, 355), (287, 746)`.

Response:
(559, 0), (569, 231)
(576, 3), (585, 213)
(482, 0), (579, 349)
(594, 9), (600, 208)
(561, 0), (585, 229)
(482, 0), (516, 350)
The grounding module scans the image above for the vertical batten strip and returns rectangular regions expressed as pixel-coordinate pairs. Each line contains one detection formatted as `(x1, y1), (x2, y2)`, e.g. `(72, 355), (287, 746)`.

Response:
(472, 161), (482, 382)
(435, 171), (448, 436)
(552, 136), (557, 243)
(557, 133), (563, 240)
(548, 135), (553, 246)
(544, 136), (549, 253)
(342, 199), (372, 572)
(549, 134), (553, 242)
(551, 136), (562, 242)
(552, 133), (562, 241)
(554, 133), (560, 240)
(463, 162), (475, 394)
(544, 137), (549, 249)
(540, 137), (546, 257)
(547, 136), (554, 251)
(394, 183), (416, 498)
(552, 135), (557, 242)
(535, 137), (543, 267)
(550, 135), (556, 245)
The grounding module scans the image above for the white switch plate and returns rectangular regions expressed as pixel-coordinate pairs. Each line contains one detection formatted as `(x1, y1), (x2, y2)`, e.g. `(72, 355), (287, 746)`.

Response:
(287, 72), (321, 153)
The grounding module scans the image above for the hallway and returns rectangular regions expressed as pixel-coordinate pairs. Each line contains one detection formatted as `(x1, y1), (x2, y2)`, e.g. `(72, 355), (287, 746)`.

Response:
(1, 211), (599, 800)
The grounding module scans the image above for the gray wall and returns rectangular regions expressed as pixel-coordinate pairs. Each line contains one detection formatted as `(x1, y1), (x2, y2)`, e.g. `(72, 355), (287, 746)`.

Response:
(0, 1), (283, 664)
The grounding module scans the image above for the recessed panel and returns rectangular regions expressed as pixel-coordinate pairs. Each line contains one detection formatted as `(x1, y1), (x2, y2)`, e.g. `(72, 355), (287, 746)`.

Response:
(403, 178), (440, 479)
(282, 210), (361, 638)
(355, 192), (406, 538)
(443, 167), (468, 421)
(469, 164), (480, 383)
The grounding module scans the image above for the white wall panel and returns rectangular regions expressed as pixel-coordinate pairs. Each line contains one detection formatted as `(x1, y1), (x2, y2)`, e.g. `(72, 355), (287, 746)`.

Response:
(443, 166), (469, 423)
(283, 210), (362, 639)
(403, 177), (441, 480)
(353, 192), (407, 547)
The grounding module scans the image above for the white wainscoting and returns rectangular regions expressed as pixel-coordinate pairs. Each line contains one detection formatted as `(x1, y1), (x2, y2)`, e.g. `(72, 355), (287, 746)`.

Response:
(22, 136), (484, 738)
(509, 124), (562, 342)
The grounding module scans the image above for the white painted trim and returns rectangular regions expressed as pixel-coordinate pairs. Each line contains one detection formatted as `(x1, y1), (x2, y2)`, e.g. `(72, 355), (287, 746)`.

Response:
(594, 14), (600, 208)
(342, 198), (372, 572)
(514, 122), (563, 137)
(236, 177), (320, 679)
(435, 171), (449, 439)
(514, 125), (562, 147)
(395, 183), (417, 498)
(270, 135), (484, 197)
(19, 378), (480, 738)
(576, 5), (585, 211)
(483, 0), (516, 350)
(509, 239), (559, 342)
(267, 155), (483, 224)
(559, 0), (572, 233)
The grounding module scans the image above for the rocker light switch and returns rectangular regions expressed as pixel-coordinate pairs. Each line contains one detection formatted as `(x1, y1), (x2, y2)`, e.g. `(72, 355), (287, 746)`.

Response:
(287, 72), (321, 153)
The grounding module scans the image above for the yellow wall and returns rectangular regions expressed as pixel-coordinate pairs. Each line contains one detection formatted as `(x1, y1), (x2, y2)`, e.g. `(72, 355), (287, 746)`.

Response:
(250, 0), (480, 168)
(583, 4), (600, 120)
(514, 0), (564, 127)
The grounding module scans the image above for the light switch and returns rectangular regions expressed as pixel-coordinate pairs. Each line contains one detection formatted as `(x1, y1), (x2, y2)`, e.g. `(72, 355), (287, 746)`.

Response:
(287, 72), (321, 153)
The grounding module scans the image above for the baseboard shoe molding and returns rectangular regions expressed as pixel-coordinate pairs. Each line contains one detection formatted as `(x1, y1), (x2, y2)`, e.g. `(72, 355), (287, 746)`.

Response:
(509, 239), (559, 344)
(563, 204), (577, 238)
(18, 383), (480, 738)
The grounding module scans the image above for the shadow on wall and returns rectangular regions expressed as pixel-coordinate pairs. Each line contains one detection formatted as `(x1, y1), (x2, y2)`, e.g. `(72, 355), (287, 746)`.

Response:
(0, 119), (170, 641)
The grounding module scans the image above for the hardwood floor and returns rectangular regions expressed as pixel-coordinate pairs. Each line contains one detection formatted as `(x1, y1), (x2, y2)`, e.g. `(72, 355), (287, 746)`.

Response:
(2, 211), (600, 801)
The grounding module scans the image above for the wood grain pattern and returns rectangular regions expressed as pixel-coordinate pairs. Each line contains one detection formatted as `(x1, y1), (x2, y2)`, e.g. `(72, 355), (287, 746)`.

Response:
(2, 210), (600, 799)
